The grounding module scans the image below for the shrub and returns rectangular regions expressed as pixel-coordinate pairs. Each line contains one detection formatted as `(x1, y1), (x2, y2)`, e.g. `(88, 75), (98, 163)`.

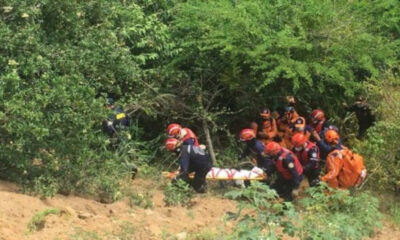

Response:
(298, 183), (383, 240)
(355, 73), (400, 193)
(126, 190), (154, 209)
(163, 179), (193, 206)
(224, 181), (298, 239)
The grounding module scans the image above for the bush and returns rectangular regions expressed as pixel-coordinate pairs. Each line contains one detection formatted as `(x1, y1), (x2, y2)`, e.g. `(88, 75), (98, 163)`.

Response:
(298, 183), (382, 240)
(224, 181), (298, 239)
(126, 190), (154, 209)
(163, 179), (193, 206)
(355, 73), (400, 193)
(224, 182), (382, 239)
(0, 0), (174, 199)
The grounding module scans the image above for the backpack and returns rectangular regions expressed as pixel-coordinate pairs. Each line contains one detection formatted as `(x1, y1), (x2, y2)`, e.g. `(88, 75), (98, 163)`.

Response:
(338, 148), (367, 188)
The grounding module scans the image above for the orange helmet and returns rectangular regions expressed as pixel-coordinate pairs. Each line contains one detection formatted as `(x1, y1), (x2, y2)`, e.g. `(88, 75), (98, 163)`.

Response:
(167, 123), (182, 137)
(239, 129), (256, 141)
(311, 109), (325, 122)
(259, 108), (271, 119)
(165, 138), (180, 152)
(292, 133), (307, 148)
(325, 129), (339, 144)
(265, 141), (282, 156)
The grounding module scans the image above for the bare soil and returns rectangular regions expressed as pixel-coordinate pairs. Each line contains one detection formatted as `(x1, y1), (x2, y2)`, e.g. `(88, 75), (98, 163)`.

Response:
(0, 179), (398, 240)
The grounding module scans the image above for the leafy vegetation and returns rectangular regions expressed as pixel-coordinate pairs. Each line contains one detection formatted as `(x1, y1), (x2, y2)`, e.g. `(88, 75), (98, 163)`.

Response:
(224, 182), (382, 239)
(163, 179), (194, 206)
(0, 3), (399, 235)
(225, 182), (297, 239)
(298, 183), (382, 239)
(126, 189), (154, 209)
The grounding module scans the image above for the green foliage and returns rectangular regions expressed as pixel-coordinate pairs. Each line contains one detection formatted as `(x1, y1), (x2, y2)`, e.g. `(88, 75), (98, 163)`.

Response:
(163, 179), (193, 206)
(1, 0), (400, 200)
(170, 0), (397, 116)
(0, 0), (174, 198)
(224, 181), (297, 239)
(389, 203), (400, 227)
(27, 208), (61, 232)
(298, 183), (382, 240)
(225, 182), (382, 239)
(126, 190), (154, 209)
(354, 73), (400, 193)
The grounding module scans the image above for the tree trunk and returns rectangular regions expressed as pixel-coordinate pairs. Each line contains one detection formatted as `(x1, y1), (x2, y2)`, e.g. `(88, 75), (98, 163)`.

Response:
(202, 119), (216, 165)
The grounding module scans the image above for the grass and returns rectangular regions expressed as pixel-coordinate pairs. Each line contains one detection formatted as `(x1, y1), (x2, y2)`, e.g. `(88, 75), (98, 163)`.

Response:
(70, 227), (102, 240)
(27, 208), (61, 232)
(389, 203), (400, 227)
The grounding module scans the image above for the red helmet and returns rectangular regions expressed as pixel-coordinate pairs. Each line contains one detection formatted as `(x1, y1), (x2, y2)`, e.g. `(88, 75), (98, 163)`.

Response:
(325, 130), (339, 144)
(292, 133), (307, 147)
(167, 123), (182, 137)
(265, 141), (282, 156)
(165, 138), (180, 152)
(311, 109), (325, 122)
(239, 129), (256, 141)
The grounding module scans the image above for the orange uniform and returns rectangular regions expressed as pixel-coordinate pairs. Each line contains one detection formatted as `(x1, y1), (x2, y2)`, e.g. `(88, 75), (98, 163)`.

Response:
(321, 148), (344, 188)
(251, 118), (278, 145)
(284, 111), (306, 149)
(321, 147), (366, 189)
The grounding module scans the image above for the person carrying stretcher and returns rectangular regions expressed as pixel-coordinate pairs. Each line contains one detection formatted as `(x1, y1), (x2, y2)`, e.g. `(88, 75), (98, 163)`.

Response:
(238, 129), (275, 176)
(165, 138), (212, 193)
(166, 123), (200, 147)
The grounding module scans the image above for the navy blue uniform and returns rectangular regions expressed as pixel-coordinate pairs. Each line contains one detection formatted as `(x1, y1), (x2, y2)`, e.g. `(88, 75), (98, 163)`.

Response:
(177, 145), (212, 193)
(239, 139), (274, 175)
(103, 106), (130, 136)
(317, 139), (342, 161)
(271, 150), (303, 201)
(347, 102), (376, 138)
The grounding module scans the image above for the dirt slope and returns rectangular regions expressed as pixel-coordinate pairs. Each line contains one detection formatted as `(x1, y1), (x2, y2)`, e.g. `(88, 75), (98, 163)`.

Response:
(0, 179), (398, 240)
(0, 179), (236, 240)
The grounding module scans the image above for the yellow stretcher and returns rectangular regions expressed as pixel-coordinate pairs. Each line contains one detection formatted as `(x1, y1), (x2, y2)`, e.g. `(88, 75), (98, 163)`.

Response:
(162, 167), (267, 181)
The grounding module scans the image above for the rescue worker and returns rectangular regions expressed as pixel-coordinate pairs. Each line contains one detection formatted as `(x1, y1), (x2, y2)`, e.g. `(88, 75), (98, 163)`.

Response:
(320, 130), (343, 188)
(322, 142), (366, 189)
(291, 133), (320, 186)
(102, 98), (130, 137)
(102, 98), (136, 178)
(308, 109), (338, 142)
(264, 141), (303, 201)
(272, 108), (288, 146)
(312, 129), (342, 161)
(343, 96), (376, 138)
(167, 123), (199, 146)
(309, 109), (330, 135)
(238, 129), (275, 175)
(250, 108), (278, 145)
(165, 138), (212, 193)
(283, 106), (306, 148)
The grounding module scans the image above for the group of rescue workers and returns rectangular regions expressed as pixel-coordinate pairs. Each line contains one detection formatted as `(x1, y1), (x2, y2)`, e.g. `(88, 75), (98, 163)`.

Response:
(102, 96), (374, 201)
(163, 97), (373, 201)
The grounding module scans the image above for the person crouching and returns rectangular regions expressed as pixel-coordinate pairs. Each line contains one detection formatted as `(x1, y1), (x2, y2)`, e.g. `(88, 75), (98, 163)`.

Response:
(165, 138), (212, 193)
(265, 141), (304, 201)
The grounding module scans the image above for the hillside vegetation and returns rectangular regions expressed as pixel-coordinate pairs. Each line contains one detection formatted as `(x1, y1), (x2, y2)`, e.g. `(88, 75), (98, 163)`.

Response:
(1, 0), (400, 239)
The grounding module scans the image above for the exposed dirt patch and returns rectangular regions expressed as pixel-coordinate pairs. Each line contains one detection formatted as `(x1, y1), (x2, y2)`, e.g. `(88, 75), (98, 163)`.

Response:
(0, 179), (236, 240)
(0, 179), (398, 240)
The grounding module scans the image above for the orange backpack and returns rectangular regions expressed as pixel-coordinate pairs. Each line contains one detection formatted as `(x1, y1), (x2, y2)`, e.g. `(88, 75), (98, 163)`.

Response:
(338, 148), (367, 188)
